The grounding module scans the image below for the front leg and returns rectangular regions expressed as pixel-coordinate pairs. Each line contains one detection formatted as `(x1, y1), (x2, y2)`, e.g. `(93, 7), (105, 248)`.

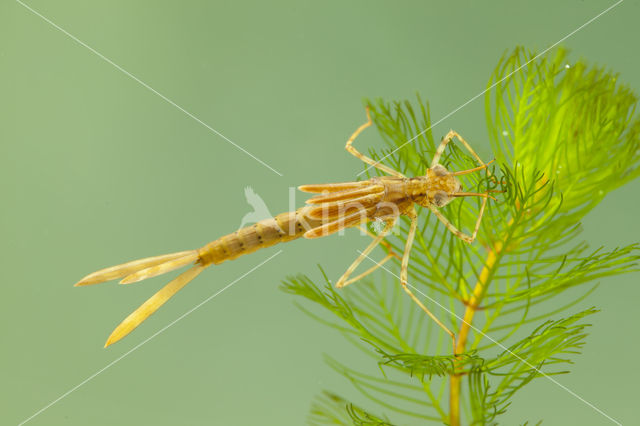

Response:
(427, 195), (488, 244)
(432, 130), (490, 177)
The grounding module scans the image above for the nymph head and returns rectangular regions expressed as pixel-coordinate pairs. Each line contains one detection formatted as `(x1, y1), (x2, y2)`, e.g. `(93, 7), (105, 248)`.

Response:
(418, 163), (494, 208)
(423, 164), (463, 207)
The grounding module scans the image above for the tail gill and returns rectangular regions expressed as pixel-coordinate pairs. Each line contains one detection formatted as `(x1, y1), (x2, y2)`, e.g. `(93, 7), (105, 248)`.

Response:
(75, 250), (203, 347)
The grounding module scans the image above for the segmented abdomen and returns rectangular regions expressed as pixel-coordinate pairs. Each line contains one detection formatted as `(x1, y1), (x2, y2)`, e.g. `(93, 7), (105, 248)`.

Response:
(197, 208), (324, 266)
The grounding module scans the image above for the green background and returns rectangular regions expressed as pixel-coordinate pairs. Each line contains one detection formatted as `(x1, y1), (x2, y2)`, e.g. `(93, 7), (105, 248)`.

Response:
(2, 1), (639, 424)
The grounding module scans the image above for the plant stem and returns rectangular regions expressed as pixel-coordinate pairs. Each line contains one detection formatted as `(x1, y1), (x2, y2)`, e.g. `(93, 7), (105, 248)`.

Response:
(449, 244), (502, 426)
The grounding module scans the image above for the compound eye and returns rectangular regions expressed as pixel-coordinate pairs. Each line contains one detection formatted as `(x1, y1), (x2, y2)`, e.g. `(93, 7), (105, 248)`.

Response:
(432, 164), (448, 177)
(433, 191), (449, 207)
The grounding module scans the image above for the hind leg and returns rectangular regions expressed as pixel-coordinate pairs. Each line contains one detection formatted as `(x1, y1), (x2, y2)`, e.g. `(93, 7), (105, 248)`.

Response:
(336, 225), (401, 287)
(336, 219), (396, 288)
(346, 107), (406, 178)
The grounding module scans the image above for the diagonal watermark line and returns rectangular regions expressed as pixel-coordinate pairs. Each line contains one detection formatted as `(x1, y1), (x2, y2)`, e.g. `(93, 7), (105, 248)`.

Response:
(16, 0), (283, 177)
(357, 0), (624, 177)
(18, 250), (283, 426)
(357, 250), (622, 426)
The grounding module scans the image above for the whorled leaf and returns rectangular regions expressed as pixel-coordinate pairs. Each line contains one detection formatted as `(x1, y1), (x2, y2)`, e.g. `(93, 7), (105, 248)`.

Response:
(486, 46), (640, 234)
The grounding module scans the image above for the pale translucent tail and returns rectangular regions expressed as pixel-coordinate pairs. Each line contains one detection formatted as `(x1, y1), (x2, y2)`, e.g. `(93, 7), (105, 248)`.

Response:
(104, 264), (204, 347)
(74, 250), (199, 286)
(75, 250), (202, 347)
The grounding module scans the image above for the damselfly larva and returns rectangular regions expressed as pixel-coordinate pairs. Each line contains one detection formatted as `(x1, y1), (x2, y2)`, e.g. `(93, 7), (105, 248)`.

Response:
(76, 107), (496, 348)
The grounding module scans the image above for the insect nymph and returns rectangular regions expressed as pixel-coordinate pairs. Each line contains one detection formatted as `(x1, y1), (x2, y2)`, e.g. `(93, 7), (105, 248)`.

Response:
(76, 107), (496, 348)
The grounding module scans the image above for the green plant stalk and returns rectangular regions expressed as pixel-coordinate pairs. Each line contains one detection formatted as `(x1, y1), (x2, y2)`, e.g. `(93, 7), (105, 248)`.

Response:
(450, 178), (550, 424)
(450, 243), (501, 426)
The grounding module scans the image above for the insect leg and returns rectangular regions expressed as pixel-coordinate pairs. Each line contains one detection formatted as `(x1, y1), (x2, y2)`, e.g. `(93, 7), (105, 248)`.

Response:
(399, 209), (456, 353)
(427, 196), (488, 244)
(335, 219), (396, 288)
(346, 107), (406, 178)
(357, 224), (400, 257)
(339, 252), (396, 287)
(431, 130), (490, 172)
(338, 225), (402, 287)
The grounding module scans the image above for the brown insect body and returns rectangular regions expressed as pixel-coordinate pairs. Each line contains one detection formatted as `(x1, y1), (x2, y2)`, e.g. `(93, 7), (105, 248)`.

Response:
(75, 107), (495, 348)
(197, 209), (323, 266)
(372, 165), (463, 211)
(196, 166), (461, 267)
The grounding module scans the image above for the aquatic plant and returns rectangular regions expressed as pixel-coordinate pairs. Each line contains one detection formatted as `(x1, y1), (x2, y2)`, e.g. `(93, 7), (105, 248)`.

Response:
(282, 47), (640, 425)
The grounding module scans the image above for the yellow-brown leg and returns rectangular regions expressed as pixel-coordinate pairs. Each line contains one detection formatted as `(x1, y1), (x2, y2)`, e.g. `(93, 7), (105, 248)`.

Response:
(337, 225), (401, 287)
(336, 219), (396, 288)
(431, 130), (490, 173)
(346, 107), (406, 178)
(400, 209), (456, 353)
(340, 252), (396, 287)
(427, 195), (489, 244)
